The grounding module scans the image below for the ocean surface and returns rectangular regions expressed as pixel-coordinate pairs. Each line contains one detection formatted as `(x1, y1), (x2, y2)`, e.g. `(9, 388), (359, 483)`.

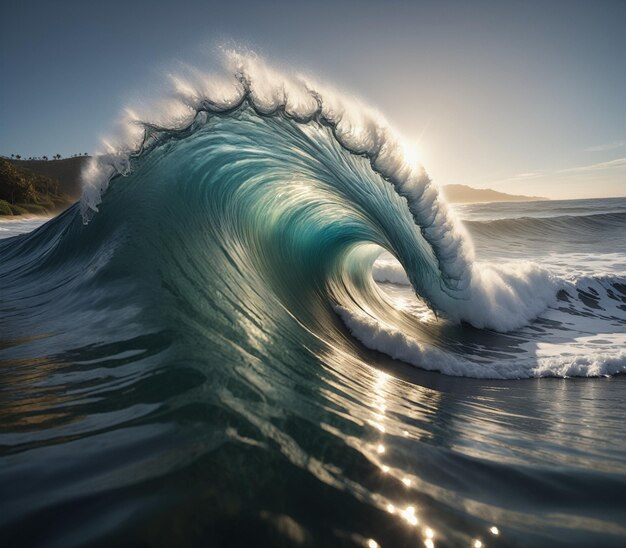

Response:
(1, 55), (625, 547)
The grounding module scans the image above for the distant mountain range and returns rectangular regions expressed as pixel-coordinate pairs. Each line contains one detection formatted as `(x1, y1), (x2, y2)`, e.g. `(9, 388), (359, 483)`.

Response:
(442, 184), (548, 203)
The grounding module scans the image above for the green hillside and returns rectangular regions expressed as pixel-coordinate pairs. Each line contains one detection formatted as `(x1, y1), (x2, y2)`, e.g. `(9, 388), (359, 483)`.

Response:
(0, 158), (74, 216)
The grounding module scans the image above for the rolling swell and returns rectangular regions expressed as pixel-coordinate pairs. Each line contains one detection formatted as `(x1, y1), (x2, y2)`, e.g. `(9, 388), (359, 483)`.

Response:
(467, 211), (626, 248)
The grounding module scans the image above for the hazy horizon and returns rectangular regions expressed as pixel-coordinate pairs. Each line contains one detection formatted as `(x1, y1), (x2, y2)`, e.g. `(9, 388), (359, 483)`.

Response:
(1, 0), (624, 200)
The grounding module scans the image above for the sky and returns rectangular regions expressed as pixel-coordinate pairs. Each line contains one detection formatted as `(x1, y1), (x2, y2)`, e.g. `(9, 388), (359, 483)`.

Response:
(1, 0), (625, 199)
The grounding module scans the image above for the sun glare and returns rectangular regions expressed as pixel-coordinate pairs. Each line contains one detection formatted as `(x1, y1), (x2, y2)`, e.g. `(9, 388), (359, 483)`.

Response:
(402, 142), (422, 170)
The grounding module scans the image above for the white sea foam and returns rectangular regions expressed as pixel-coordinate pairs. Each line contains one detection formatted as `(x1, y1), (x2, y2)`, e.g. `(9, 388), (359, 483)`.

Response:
(360, 254), (626, 378)
(457, 262), (560, 331)
(373, 253), (559, 332)
(372, 254), (411, 286)
(336, 300), (626, 379)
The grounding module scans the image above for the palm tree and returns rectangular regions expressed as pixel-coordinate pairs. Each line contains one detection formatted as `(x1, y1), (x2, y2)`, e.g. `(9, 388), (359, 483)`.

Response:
(15, 154), (21, 160)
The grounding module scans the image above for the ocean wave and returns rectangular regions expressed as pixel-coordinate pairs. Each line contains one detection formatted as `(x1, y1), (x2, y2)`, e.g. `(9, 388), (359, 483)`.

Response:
(1, 51), (624, 379)
(77, 51), (559, 333)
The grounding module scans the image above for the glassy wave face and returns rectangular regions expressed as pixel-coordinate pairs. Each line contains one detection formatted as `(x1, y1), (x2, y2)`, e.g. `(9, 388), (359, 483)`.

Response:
(1, 55), (625, 546)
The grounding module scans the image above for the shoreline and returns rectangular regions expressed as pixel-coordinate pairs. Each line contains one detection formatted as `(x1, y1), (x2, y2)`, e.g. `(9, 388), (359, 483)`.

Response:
(0, 157), (85, 217)
(0, 203), (74, 221)
(0, 213), (55, 221)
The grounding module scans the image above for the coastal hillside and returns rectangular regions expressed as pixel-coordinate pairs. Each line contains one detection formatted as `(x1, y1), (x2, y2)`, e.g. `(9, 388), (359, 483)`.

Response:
(442, 184), (547, 203)
(0, 158), (80, 216)
(7, 156), (88, 200)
